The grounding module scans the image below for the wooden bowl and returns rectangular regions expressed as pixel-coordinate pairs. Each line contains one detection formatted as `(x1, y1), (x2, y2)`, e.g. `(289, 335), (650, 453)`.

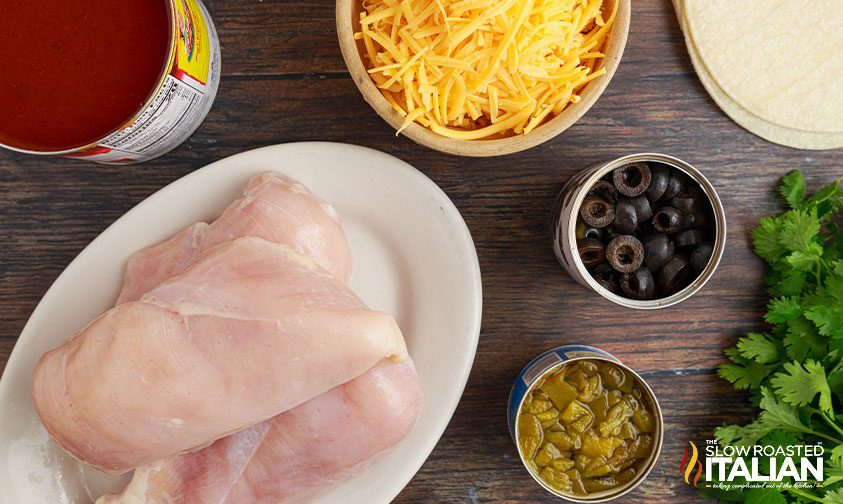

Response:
(336, 0), (630, 157)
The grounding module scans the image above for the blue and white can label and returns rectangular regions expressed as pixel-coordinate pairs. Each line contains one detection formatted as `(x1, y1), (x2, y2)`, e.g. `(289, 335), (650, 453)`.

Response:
(507, 345), (618, 440)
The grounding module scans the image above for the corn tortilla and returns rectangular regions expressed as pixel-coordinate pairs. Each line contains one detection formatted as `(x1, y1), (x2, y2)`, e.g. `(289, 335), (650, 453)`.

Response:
(675, 0), (843, 150)
(684, 0), (843, 135)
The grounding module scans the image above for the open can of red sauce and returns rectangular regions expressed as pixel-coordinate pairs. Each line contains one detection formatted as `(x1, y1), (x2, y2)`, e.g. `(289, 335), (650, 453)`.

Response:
(0, 0), (221, 164)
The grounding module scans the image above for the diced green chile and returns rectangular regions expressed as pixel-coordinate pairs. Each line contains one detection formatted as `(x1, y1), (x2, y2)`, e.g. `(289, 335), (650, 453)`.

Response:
(517, 360), (657, 496)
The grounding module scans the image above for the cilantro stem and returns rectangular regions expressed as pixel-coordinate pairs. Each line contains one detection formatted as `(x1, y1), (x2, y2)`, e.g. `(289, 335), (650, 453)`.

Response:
(807, 428), (843, 445)
(821, 412), (843, 441)
(788, 487), (824, 503)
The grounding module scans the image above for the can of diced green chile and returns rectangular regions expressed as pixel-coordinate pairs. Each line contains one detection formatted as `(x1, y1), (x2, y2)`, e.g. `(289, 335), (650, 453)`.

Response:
(507, 345), (664, 502)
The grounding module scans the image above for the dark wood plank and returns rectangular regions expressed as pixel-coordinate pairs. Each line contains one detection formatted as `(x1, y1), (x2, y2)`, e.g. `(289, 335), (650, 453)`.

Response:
(1, 0), (841, 502)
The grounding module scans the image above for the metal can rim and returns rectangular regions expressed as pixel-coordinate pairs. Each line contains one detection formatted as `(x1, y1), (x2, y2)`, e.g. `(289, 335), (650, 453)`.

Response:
(564, 152), (727, 309)
(510, 348), (664, 502)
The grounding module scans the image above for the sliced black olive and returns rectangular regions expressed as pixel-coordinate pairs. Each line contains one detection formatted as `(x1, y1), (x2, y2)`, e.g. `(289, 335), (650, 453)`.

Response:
(578, 238), (606, 267)
(691, 242), (714, 274)
(620, 267), (655, 300)
(659, 170), (687, 201)
(591, 262), (614, 277)
(629, 195), (653, 221)
(657, 254), (693, 295)
(612, 163), (652, 197)
(642, 234), (675, 271)
(670, 190), (698, 214)
(588, 180), (618, 203)
(681, 210), (708, 230)
(612, 199), (638, 234)
(576, 221), (605, 241)
(652, 206), (683, 234)
(593, 274), (617, 293)
(606, 235), (645, 273)
(645, 164), (670, 201)
(580, 194), (615, 228)
(675, 229), (705, 248)
(590, 263), (618, 292)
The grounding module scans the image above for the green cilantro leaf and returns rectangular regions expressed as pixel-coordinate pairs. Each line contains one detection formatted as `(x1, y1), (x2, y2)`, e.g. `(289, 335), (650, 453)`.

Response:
(737, 332), (781, 364)
(753, 216), (787, 263)
(785, 243), (824, 272)
(779, 170), (806, 209)
(805, 305), (843, 338)
(805, 178), (843, 220)
(769, 360), (833, 416)
(829, 365), (843, 404)
(778, 269), (807, 296)
(778, 208), (820, 253)
(706, 172), (843, 503)
(828, 276), (843, 302)
(718, 348), (773, 390)
(824, 487), (843, 504)
(765, 297), (803, 324)
(827, 450), (843, 488)
(832, 444), (843, 466)
(783, 316), (826, 361)
(746, 488), (787, 504)
(715, 387), (815, 446)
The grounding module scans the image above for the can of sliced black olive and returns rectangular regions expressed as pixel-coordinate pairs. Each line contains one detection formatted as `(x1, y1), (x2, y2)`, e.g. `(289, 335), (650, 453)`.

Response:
(551, 153), (726, 309)
(508, 345), (663, 502)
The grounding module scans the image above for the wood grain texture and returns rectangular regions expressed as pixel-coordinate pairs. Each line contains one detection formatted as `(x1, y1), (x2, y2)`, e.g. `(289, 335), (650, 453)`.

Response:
(0, 0), (841, 502)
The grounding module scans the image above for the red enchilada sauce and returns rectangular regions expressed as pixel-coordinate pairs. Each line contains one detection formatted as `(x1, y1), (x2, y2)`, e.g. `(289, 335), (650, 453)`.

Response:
(0, 0), (170, 151)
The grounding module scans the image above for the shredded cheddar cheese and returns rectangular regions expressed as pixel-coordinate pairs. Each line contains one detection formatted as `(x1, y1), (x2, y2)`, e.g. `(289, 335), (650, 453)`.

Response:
(355, 0), (615, 139)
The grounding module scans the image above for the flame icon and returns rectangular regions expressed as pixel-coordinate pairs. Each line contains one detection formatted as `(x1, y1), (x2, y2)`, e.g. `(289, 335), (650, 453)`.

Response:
(679, 441), (703, 487)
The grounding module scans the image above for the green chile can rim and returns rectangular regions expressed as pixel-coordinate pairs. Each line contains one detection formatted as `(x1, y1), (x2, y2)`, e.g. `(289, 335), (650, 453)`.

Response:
(508, 345), (664, 502)
(551, 153), (727, 309)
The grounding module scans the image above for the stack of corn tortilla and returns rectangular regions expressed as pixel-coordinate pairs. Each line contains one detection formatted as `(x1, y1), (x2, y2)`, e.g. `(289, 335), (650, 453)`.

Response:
(674, 0), (843, 150)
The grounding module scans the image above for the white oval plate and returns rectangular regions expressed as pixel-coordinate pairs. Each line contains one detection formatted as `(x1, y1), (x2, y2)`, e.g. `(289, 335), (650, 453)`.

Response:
(0, 142), (482, 504)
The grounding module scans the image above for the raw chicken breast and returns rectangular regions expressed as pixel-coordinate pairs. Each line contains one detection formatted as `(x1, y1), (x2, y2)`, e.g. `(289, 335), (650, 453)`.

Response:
(117, 172), (353, 304)
(98, 359), (423, 504)
(32, 237), (406, 474)
(96, 173), (423, 503)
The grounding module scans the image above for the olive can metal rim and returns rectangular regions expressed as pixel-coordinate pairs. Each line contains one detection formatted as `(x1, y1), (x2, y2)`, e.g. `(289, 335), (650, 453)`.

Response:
(551, 153), (727, 309)
(507, 345), (664, 502)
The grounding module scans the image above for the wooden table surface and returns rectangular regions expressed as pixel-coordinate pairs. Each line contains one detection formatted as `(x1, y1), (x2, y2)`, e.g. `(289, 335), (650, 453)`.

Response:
(1, 0), (841, 502)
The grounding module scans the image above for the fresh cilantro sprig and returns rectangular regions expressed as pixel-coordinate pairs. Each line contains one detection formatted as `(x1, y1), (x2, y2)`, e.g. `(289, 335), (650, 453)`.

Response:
(703, 171), (843, 504)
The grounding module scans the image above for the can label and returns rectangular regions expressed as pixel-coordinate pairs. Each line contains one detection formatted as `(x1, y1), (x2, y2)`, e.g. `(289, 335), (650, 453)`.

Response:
(64, 0), (220, 164)
(506, 345), (617, 440)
